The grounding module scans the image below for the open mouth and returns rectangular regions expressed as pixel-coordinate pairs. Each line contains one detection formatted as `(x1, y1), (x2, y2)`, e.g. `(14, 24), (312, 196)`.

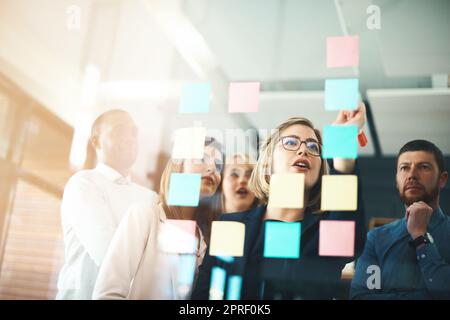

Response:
(202, 176), (214, 185)
(236, 187), (249, 196)
(292, 158), (311, 171)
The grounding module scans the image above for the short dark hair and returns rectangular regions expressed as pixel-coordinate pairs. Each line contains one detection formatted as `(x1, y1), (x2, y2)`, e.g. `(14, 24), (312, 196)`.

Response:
(398, 139), (446, 173)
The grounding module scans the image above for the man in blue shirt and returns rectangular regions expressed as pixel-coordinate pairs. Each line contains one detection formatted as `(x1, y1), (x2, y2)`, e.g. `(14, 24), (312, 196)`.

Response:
(351, 140), (450, 299)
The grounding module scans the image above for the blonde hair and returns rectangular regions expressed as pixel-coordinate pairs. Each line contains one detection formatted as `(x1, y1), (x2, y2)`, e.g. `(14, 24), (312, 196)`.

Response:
(221, 154), (258, 212)
(159, 137), (223, 243)
(248, 117), (329, 213)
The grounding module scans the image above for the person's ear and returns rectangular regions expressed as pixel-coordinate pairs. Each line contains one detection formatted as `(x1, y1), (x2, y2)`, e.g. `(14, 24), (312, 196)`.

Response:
(439, 171), (448, 189)
(91, 135), (100, 150)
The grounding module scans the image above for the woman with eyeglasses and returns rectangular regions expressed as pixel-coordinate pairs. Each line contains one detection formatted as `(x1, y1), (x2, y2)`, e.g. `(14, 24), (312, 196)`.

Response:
(192, 103), (368, 300)
(92, 137), (223, 299)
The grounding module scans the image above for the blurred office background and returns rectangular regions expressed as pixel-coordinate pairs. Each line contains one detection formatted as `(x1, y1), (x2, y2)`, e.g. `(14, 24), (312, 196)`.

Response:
(0, 0), (449, 299)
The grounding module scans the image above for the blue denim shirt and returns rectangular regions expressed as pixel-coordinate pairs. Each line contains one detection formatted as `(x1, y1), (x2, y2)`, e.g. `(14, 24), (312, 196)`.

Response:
(350, 207), (450, 299)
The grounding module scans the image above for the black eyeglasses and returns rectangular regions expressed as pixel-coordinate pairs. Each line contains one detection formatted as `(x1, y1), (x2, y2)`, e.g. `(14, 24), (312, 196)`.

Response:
(279, 136), (321, 156)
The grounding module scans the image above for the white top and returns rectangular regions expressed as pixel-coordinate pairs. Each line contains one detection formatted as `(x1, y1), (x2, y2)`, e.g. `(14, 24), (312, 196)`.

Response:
(56, 163), (156, 300)
(92, 198), (207, 300)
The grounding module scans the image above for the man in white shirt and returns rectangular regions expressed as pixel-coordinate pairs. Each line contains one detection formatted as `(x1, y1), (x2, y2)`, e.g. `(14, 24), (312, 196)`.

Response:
(56, 109), (156, 299)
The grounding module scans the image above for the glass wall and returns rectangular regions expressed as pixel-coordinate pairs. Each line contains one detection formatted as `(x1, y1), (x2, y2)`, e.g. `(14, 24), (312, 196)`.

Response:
(0, 74), (73, 300)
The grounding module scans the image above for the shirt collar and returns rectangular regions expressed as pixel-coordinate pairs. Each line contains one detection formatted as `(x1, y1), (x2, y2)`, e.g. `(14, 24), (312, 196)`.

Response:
(95, 162), (131, 184)
(157, 199), (168, 222)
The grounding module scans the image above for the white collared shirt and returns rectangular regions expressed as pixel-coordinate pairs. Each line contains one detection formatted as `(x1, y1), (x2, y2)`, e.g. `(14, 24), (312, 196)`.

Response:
(56, 163), (156, 300)
(92, 200), (207, 300)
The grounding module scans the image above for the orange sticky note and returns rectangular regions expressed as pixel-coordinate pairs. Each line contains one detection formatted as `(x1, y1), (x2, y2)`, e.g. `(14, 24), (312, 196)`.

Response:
(319, 220), (355, 257)
(326, 36), (359, 68)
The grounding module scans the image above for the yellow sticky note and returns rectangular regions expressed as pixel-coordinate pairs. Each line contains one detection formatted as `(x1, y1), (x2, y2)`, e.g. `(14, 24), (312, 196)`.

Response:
(321, 175), (358, 211)
(172, 127), (206, 159)
(209, 221), (245, 257)
(268, 173), (304, 209)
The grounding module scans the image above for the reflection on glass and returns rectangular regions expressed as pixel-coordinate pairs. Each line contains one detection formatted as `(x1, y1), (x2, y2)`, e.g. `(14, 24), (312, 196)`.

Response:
(20, 113), (73, 189)
(0, 92), (12, 159)
(0, 179), (64, 299)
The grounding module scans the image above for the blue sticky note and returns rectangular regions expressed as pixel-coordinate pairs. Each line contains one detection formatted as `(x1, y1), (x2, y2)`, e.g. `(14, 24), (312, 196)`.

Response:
(177, 254), (196, 285)
(325, 78), (359, 110)
(209, 267), (226, 300)
(263, 221), (301, 259)
(217, 256), (235, 264)
(179, 83), (210, 113)
(322, 125), (358, 159)
(167, 173), (201, 207)
(226, 275), (242, 300)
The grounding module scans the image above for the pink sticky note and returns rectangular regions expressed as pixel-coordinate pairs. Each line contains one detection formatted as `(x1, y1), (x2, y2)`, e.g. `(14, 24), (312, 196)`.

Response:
(167, 219), (196, 234)
(228, 82), (260, 113)
(319, 220), (355, 257)
(158, 219), (197, 254)
(326, 36), (359, 68)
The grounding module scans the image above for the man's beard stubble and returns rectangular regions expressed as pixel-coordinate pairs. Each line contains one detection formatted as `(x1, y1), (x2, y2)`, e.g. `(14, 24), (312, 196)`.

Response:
(399, 185), (439, 207)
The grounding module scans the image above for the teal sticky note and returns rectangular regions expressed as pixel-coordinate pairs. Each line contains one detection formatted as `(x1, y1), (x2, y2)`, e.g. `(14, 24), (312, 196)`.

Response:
(263, 221), (301, 259)
(167, 173), (201, 206)
(209, 267), (226, 300)
(177, 254), (196, 285)
(226, 275), (242, 300)
(179, 83), (210, 113)
(217, 255), (235, 264)
(322, 125), (358, 159)
(325, 78), (359, 110)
